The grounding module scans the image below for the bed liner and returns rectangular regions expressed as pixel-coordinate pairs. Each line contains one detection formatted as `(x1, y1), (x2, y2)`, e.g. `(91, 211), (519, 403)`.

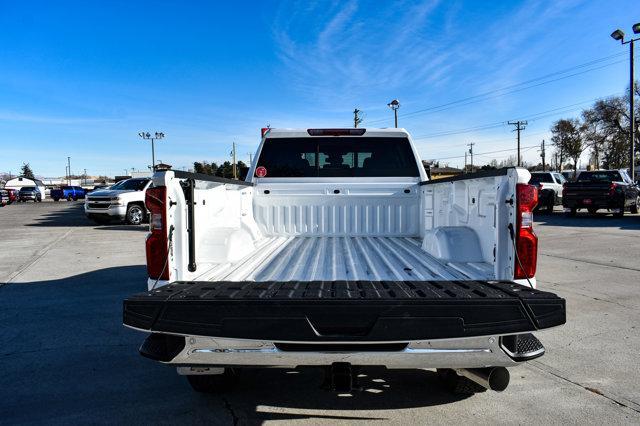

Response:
(194, 236), (494, 282)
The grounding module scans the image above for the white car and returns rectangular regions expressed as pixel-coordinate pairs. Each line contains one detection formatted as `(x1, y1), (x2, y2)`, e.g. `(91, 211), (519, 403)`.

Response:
(123, 128), (566, 395)
(529, 171), (566, 212)
(85, 178), (151, 225)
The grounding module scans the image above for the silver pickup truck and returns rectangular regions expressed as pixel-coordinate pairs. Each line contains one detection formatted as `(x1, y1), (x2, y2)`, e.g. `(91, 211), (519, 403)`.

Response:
(123, 128), (565, 395)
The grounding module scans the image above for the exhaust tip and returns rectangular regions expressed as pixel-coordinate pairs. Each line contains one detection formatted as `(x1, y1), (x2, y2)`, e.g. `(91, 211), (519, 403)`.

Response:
(457, 367), (511, 392)
(487, 367), (510, 392)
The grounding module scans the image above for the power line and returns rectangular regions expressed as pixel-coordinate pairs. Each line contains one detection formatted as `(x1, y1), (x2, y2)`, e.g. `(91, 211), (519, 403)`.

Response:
(365, 52), (627, 125)
(430, 144), (539, 161)
(412, 92), (622, 140)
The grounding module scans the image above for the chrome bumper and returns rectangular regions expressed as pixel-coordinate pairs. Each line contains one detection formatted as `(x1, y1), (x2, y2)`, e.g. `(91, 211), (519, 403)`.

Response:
(166, 335), (524, 369)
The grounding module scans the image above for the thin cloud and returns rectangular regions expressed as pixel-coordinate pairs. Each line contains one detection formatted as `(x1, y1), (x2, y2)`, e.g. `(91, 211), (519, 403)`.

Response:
(271, 0), (450, 101)
(0, 111), (121, 125)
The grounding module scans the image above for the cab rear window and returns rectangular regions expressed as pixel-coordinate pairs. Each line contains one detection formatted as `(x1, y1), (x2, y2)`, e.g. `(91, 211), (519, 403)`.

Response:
(256, 137), (419, 177)
(576, 171), (622, 182)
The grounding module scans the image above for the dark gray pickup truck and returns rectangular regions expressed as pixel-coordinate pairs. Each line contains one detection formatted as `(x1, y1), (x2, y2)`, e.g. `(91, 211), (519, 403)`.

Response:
(562, 170), (639, 217)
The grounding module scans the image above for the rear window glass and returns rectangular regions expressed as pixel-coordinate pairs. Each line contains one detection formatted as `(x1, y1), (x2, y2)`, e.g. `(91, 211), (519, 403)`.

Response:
(529, 173), (553, 184)
(576, 171), (622, 182)
(256, 137), (419, 177)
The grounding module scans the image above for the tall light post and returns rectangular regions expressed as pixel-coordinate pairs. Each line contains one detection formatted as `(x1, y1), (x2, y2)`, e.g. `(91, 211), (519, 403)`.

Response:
(67, 156), (71, 185)
(611, 23), (640, 180)
(138, 131), (165, 171)
(387, 99), (400, 128)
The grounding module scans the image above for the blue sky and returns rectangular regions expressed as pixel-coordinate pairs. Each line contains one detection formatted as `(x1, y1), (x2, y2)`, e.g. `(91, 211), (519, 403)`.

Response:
(0, 0), (637, 177)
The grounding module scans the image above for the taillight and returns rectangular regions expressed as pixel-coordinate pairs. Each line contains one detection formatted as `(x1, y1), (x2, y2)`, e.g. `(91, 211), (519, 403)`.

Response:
(514, 183), (538, 280)
(145, 186), (169, 280)
(608, 182), (618, 196)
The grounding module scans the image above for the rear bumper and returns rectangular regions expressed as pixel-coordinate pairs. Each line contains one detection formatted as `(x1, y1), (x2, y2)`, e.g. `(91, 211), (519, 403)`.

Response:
(137, 333), (545, 369)
(563, 195), (622, 209)
(124, 280), (566, 342)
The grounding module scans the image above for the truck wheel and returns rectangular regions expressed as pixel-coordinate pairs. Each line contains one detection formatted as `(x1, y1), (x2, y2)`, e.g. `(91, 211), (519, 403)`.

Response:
(565, 208), (576, 217)
(436, 369), (486, 395)
(587, 208), (598, 215)
(614, 206), (625, 218)
(67, 195), (73, 201)
(546, 199), (555, 213)
(631, 197), (639, 214)
(186, 368), (238, 393)
(126, 204), (145, 225)
(53, 198), (59, 202)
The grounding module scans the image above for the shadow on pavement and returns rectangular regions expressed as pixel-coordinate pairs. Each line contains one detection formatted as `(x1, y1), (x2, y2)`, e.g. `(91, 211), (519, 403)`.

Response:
(24, 202), (147, 231)
(535, 210), (640, 230)
(0, 266), (468, 424)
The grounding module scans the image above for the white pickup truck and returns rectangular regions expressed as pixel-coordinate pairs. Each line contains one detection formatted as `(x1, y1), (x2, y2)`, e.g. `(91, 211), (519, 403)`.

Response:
(124, 128), (565, 395)
(85, 178), (151, 225)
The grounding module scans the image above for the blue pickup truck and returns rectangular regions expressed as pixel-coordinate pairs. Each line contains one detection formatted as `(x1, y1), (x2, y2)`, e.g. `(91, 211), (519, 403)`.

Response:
(50, 185), (86, 201)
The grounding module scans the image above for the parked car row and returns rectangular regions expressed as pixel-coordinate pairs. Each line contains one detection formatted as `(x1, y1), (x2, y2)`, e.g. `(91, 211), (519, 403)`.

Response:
(528, 169), (639, 217)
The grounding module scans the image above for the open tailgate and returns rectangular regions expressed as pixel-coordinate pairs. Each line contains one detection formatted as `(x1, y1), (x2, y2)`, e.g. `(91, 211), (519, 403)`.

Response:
(123, 280), (565, 342)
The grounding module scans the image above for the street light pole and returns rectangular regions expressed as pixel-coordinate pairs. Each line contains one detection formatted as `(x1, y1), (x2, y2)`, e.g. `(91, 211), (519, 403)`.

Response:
(611, 24), (640, 180)
(387, 99), (400, 128)
(67, 156), (71, 185)
(138, 131), (165, 172)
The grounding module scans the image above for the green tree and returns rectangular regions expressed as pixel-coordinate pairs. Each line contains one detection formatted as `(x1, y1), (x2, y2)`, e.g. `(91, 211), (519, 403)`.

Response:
(21, 163), (35, 179)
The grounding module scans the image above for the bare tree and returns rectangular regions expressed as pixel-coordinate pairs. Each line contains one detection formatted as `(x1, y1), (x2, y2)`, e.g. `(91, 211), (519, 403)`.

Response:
(551, 119), (583, 175)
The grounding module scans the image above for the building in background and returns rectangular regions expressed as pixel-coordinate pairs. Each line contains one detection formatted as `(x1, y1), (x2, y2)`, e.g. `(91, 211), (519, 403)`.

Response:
(5, 176), (46, 199)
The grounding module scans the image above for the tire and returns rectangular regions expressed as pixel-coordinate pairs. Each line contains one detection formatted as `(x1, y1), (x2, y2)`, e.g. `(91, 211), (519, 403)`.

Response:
(436, 369), (486, 395)
(126, 204), (145, 225)
(587, 208), (598, 215)
(186, 368), (238, 393)
(565, 208), (577, 217)
(631, 197), (639, 214)
(614, 206), (625, 218)
(67, 195), (73, 201)
(547, 199), (554, 213)
(53, 198), (59, 202)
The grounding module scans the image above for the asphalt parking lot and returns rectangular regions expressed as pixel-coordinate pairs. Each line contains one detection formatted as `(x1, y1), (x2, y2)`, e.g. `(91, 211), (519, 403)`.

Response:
(1, 201), (639, 424)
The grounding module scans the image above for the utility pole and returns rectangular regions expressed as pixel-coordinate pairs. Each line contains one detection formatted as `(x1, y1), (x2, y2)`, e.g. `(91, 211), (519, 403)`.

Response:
(353, 108), (363, 128)
(67, 157), (71, 185)
(464, 151), (468, 173)
(540, 140), (546, 171)
(247, 152), (253, 166)
(83, 168), (87, 185)
(508, 120), (528, 166)
(467, 142), (475, 172)
(232, 142), (237, 180)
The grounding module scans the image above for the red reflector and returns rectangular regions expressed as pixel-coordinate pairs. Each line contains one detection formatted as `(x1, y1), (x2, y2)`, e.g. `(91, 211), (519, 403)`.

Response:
(145, 186), (169, 280)
(255, 166), (267, 178)
(307, 128), (366, 136)
(515, 183), (538, 280)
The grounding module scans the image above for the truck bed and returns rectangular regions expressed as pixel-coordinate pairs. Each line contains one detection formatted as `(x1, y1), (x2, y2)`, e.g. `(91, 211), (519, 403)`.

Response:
(193, 236), (494, 282)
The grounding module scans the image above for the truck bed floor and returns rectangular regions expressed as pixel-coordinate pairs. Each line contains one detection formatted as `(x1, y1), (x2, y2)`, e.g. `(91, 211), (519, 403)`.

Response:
(194, 236), (493, 282)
